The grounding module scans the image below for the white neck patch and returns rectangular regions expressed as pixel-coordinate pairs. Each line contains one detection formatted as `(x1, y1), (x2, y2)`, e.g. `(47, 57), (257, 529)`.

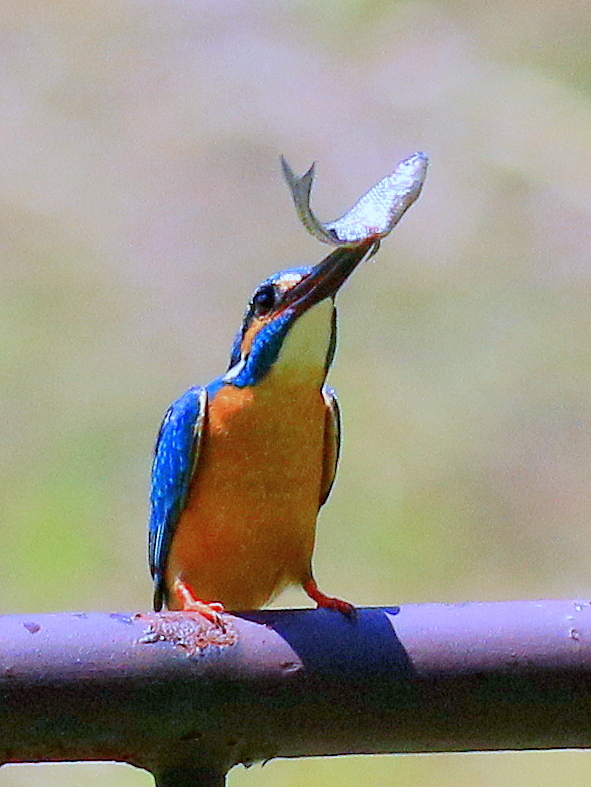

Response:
(222, 355), (247, 383)
(272, 298), (335, 378)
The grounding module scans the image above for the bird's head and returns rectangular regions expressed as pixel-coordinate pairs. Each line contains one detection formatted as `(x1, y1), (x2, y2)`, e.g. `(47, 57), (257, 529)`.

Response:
(223, 242), (373, 387)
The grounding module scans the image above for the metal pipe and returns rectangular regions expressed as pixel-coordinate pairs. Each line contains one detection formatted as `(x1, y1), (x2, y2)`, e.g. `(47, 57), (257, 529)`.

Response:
(0, 600), (590, 781)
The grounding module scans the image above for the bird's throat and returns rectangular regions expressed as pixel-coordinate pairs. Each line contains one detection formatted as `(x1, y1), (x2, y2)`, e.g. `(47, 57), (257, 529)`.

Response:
(271, 298), (335, 383)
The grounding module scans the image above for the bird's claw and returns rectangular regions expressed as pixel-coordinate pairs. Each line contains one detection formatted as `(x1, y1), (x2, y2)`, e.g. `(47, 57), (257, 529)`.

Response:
(171, 578), (227, 630)
(303, 578), (357, 619)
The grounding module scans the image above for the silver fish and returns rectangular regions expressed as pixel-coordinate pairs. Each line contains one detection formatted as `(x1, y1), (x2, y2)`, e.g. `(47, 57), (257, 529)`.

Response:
(281, 151), (428, 253)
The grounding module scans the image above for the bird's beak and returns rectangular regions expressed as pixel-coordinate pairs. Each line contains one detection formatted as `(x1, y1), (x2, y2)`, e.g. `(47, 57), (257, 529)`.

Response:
(284, 241), (374, 317)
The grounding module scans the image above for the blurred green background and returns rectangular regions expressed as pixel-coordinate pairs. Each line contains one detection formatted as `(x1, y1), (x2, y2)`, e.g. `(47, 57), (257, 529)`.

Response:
(2, 0), (591, 784)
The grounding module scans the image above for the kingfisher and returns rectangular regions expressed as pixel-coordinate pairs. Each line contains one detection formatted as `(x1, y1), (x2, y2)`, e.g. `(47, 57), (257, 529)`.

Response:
(148, 152), (428, 623)
(148, 241), (376, 622)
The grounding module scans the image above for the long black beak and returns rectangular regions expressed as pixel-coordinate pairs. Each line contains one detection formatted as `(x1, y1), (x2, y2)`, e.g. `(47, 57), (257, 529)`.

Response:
(285, 241), (375, 316)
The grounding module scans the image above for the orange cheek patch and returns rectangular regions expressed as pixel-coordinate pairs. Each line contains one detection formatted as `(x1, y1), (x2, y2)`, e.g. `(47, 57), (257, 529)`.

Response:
(240, 311), (292, 356)
(240, 318), (266, 355)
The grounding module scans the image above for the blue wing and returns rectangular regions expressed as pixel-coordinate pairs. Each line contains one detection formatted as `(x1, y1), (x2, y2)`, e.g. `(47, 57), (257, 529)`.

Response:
(148, 386), (207, 611)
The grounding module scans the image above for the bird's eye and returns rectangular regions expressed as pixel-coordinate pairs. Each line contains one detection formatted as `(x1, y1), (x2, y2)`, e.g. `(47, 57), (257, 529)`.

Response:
(252, 284), (276, 315)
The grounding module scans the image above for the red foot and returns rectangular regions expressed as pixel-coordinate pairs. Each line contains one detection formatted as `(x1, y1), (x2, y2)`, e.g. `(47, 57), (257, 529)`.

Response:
(303, 578), (356, 618)
(171, 578), (226, 629)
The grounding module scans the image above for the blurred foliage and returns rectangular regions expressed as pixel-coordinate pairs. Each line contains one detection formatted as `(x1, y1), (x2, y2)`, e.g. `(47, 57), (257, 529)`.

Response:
(2, 0), (591, 784)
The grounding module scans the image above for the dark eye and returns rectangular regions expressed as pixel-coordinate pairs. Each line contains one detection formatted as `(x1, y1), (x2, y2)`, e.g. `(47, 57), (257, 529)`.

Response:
(252, 284), (276, 315)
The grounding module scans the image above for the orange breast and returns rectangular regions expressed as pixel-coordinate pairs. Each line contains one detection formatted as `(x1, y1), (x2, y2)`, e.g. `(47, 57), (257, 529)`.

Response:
(165, 373), (327, 610)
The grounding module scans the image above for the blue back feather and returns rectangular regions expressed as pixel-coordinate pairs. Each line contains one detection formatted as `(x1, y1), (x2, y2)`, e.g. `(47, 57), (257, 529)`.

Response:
(148, 386), (204, 610)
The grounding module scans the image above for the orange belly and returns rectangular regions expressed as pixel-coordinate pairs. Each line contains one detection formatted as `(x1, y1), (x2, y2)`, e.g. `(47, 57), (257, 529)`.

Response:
(165, 376), (327, 610)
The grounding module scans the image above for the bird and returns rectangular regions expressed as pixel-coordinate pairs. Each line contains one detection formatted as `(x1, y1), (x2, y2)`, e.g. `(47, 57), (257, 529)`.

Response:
(147, 240), (378, 624)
